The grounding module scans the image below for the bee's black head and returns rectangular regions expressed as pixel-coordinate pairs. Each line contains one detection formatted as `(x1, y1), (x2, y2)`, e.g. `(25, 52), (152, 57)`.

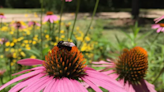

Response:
(57, 41), (73, 51)
(57, 41), (64, 48)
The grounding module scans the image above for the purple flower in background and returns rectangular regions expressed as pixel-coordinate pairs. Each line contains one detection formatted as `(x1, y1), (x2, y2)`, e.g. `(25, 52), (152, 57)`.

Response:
(44, 11), (59, 23)
(0, 43), (126, 92)
(28, 21), (40, 27)
(0, 70), (6, 77)
(152, 23), (164, 33)
(12, 21), (26, 29)
(93, 47), (156, 92)
(0, 13), (6, 19)
(0, 38), (8, 44)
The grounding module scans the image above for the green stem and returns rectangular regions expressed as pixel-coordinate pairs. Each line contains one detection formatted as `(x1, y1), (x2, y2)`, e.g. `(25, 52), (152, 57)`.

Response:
(9, 58), (12, 81)
(78, 0), (99, 48)
(31, 25), (35, 47)
(40, 0), (43, 59)
(70, 0), (80, 39)
(0, 76), (3, 85)
(58, 0), (65, 41)
(0, 18), (2, 28)
(49, 22), (51, 46)
(153, 67), (164, 83)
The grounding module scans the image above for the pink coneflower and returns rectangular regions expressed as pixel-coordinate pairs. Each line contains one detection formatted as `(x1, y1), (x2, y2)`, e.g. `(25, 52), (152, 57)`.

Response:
(0, 41), (126, 92)
(12, 21), (26, 29)
(28, 21), (40, 27)
(0, 38), (8, 44)
(151, 23), (164, 33)
(44, 11), (59, 23)
(93, 47), (156, 92)
(0, 13), (6, 19)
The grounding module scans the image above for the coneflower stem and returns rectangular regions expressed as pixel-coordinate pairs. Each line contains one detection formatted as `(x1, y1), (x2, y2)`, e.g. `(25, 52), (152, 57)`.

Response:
(49, 22), (51, 46)
(70, 0), (80, 39)
(0, 18), (2, 28)
(58, 0), (65, 40)
(153, 67), (164, 83)
(40, 0), (43, 59)
(78, 0), (99, 48)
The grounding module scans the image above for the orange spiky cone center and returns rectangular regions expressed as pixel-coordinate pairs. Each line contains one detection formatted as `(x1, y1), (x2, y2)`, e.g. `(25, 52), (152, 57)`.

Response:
(159, 23), (164, 27)
(0, 13), (4, 16)
(46, 11), (53, 15)
(116, 46), (148, 84)
(43, 46), (86, 79)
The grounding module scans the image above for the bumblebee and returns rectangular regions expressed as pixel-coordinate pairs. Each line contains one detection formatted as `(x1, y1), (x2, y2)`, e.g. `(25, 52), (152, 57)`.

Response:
(57, 41), (75, 51)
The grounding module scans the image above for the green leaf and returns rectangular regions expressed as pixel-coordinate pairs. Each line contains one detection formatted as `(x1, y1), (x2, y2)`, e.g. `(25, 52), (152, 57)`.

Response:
(22, 48), (40, 58)
(42, 47), (50, 56)
(138, 30), (153, 40)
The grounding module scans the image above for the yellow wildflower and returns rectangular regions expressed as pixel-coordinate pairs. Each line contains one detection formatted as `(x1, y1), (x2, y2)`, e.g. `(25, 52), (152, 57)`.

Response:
(10, 42), (14, 47)
(60, 30), (64, 33)
(32, 41), (36, 45)
(20, 52), (26, 57)
(24, 40), (29, 44)
(0, 55), (4, 58)
(5, 42), (10, 47)
(30, 55), (36, 59)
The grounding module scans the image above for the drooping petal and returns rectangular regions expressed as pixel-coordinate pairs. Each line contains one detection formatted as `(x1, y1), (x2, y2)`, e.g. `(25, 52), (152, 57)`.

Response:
(86, 70), (121, 86)
(17, 58), (44, 66)
(86, 70), (126, 92)
(63, 78), (76, 92)
(71, 79), (88, 92)
(85, 75), (125, 92)
(12, 66), (45, 76)
(82, 77), (102, 92)
(43, 16), (50, 22)
(151, 24), (160, 29)
(50, 79), (59, 92)
(34, 76), (53, 92)
(20, 76), (52, 92)
(43, 78), (56, 92)
(9, 73), (45, 92)
(0, 70), (43, 91)
(49, 16), (54, 23)
(142, 80), (156, 92)
(156, 27), (162, 33)
(154, 15), (164, 23)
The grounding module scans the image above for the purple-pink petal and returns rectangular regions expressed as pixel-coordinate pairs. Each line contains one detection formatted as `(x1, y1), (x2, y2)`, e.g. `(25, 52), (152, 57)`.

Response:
(63, 78), (76, 92)
(0, 70), (43, 91)
(9, 73), (45, 92)
(156, 27), (162, 33)
(154, 15), (164, 23)
(43, 78), (56, 92)
(82, 77), (102, 92)
(71, 79), (88, 92)
(21, 76), (52, 92)
(151, 24), (160, 29)
(12, 66), (45, 76)
(17, 58), (44, 66)
(43, 16), (50, 22)
(50, 79), (59, 92)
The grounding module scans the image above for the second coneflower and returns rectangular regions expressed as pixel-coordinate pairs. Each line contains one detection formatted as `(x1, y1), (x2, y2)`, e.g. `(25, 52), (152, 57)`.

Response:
(93, 46), (156, 92)
(44, 11), (59, 23)
(0, 41), (126, 92)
